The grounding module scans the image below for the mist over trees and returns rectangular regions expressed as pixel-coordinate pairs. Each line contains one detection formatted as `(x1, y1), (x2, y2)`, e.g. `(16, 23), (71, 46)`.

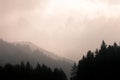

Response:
(0, 39), (73, 79)
(71, 41), (120, 80)
(0, 62), (67, 80)
(1, 38), (120, 80)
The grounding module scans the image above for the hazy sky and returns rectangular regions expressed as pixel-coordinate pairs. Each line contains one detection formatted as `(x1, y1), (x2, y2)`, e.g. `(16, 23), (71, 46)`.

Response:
(0, 0), (120, 61)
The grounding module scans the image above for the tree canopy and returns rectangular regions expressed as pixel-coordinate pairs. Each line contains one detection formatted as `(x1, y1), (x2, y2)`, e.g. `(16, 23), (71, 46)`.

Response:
(0, 62), (67, 80)
(71, 41), (120, 80)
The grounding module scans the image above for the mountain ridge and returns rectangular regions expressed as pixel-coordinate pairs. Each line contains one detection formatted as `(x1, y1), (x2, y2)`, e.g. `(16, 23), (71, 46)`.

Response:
(13, 41), (73, 63)
(0, 39), (73, 79)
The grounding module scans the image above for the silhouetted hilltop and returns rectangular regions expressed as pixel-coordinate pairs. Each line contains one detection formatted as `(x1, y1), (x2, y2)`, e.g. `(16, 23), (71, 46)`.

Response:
(71, 41), (120, 80)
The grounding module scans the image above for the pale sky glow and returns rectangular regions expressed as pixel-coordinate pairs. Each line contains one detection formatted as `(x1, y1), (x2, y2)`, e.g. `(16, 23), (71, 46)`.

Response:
(0, 0), (120, 61)
(43, 0), (120, 18)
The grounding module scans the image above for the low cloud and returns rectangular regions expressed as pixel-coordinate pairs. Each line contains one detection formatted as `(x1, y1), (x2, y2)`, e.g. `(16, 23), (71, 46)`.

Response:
(90, 0), (120, 5)
(0, 0), (46, 12)
(0, 0), (120, 61)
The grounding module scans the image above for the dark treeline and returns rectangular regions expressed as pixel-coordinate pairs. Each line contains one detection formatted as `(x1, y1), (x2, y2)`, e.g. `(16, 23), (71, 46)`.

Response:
(0, 62), (67, 80)
(71, 41), (120, 80)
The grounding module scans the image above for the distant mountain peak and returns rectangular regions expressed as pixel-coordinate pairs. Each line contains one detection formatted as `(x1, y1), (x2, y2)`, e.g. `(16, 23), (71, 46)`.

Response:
(0, 39), (73, 78)
(14, 41), (73, 63)
(14, 41), (39, 51)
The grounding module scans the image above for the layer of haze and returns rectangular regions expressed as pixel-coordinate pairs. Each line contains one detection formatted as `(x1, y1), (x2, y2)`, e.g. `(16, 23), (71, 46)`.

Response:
(0, 0), (120, 61)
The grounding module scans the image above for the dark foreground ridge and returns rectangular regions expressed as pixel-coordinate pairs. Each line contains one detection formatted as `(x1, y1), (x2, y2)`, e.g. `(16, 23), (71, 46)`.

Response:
(71, 41), (120, 80)
(0, 62), (67, 80)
